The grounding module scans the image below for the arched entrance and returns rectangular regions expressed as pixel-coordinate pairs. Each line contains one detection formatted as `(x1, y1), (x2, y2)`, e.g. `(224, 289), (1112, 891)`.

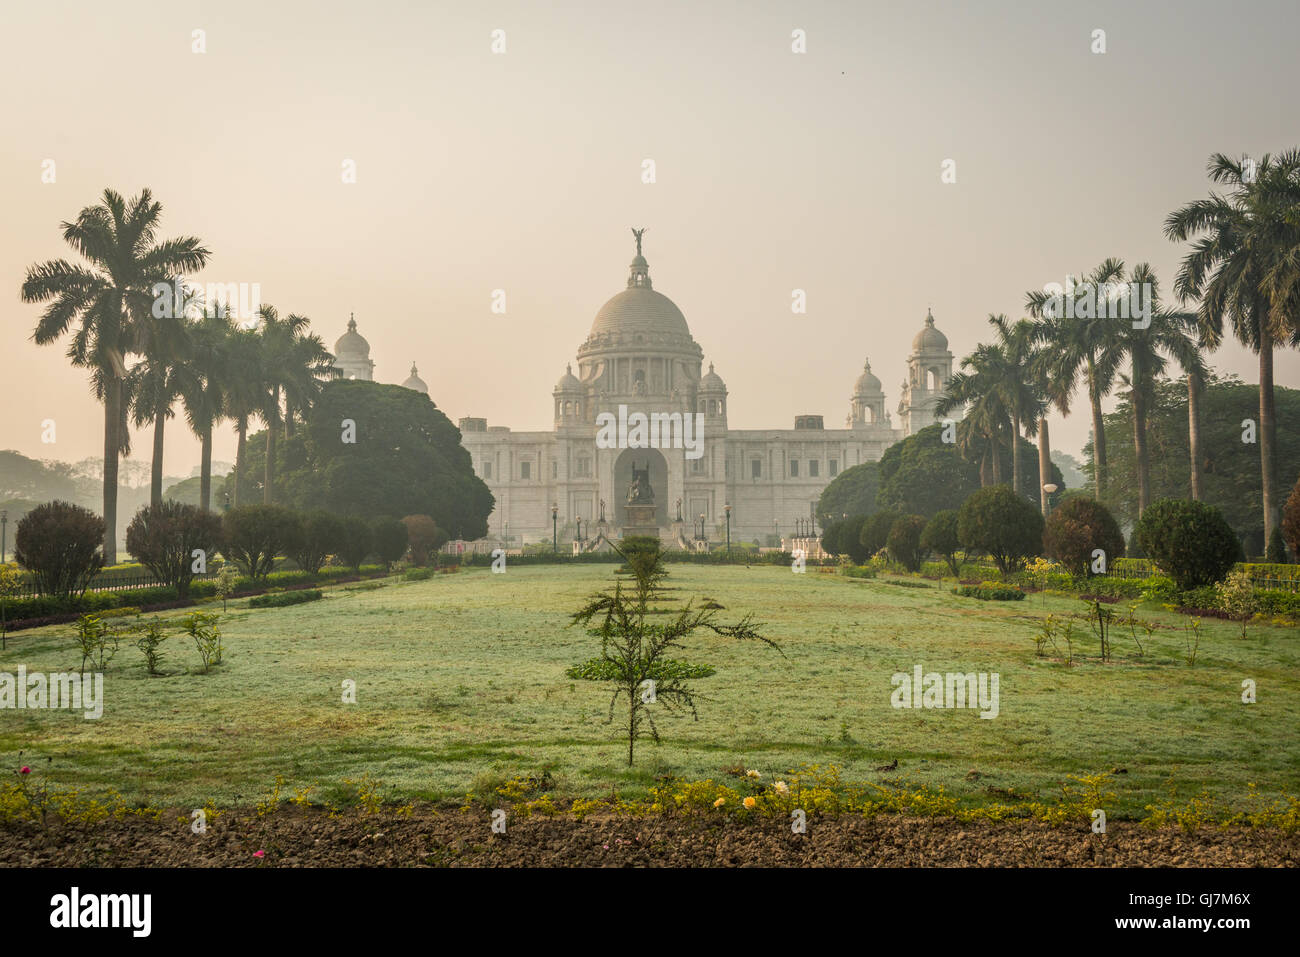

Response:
(613, 447), (668, 530)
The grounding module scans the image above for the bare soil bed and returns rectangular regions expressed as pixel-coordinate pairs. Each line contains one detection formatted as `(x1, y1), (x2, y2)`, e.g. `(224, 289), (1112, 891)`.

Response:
(3, 807), (1296, 867)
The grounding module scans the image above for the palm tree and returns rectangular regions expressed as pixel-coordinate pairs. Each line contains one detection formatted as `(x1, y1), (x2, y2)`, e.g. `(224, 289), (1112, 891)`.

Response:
(1025, 258), (1127, 501)
(129, 281), (193, 506)
(934, 344), (1013, 486)
(1165, 151), (1300, 544)
(1110, 264), (1204, 515)
(986, 315), (1041, 496)
(253, 305), (331, 503)
(178, 306), (237, 511)
(223, 327), (265, 507)
(21, 189), (209, 561)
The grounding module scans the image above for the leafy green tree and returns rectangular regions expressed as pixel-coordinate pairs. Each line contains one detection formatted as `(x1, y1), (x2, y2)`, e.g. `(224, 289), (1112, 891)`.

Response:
(241, 380), (493, 538)
(125, 501), (223, 597)
(371, 518), (409, 570)
(1091, 376), (1300, 550)
(221, 504), (301, 581)
(568, 538), (779, 766)
(1042, 495), (1125, 578)
(920, 510), (962, 575)
(338, 517), (373, 571)
(859, 510), (900, 557)
(815, 462), (879, 527)
(22, 188), (210, 561)
(1135, 498), (1242, 589)
(401, 514), (447, 566)
(887, 515), (927, 571)
(1282, 473), (1300, 560)
(957, 485), (1044, 577)
(291, 511), (345, 574)
(14, 501), (104, 598)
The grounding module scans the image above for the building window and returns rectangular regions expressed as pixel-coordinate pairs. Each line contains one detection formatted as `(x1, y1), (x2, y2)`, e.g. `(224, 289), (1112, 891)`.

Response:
(483, 461), (492, 479)
(809, 459), (819, 477)
(552, 460), (558, 479)
(751, 458), (762, 479)
(521, 461), (531, 480)
(790, 459), (799, 477)
(829, 459), (838, 477)
(576, 457), (592, 477)
(691, 457), (704, 474)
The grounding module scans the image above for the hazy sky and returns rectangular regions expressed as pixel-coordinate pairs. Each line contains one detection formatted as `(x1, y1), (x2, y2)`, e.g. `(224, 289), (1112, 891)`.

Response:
(3, 0), (1298, 478)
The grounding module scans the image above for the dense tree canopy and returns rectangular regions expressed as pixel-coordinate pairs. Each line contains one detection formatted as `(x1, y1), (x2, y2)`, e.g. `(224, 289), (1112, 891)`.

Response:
(815, 462), (879, 526)
(1089, 375), (1300, 550)
(875, 424), (1063, 518)
(232, 380), (494, 539)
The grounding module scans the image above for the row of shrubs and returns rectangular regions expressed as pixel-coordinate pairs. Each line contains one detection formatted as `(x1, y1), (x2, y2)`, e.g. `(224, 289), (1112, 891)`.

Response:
(823, 488), (1274, 593)
(3, 500), (453, 602)
(0, 565), (385, 629)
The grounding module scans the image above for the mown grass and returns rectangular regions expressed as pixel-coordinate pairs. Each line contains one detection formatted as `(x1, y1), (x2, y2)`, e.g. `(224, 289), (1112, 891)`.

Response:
(1, 563), (1296, 816)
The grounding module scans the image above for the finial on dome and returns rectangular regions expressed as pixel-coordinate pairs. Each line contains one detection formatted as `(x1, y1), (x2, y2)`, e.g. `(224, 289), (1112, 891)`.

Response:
(863, 358), (872, 371)
(708, 362), (715, 373)
(925, 307), (934, 325)
(631, 227), (646, 256)
(348, 313), (357, 331)
(410, 363), (418, 375)
(626, 228), (652, 289)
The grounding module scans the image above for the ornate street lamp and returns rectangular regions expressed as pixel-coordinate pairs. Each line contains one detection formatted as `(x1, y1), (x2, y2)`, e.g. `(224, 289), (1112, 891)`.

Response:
(724, 503), (732, 559)
(552, 504), (558, 553)
(1, 509), (7, 563)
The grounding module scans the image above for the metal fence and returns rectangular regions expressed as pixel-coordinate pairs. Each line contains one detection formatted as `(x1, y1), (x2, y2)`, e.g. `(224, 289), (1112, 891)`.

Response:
(10, 567), (228, 601)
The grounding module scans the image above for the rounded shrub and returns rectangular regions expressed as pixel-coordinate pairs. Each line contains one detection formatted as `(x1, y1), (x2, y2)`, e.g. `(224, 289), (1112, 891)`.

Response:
(401, 514), (447, 566)
(886, 515), (927, 571)
(338, 517), (374, 571)
(1042, 494), (1125, 578)
(14, 500), (105, 599)
(920, 510), (961, 576)
(1281, 473), (1300, 561)
(371, 517), (410, 570)
(1134, 498), (1243, 590)
(859, 510), (900, 558)
(126, 501), (224, 597)
(957, 485), (1044, 577)
(292, 511), (346, 575)
(221, 504), (303, 582)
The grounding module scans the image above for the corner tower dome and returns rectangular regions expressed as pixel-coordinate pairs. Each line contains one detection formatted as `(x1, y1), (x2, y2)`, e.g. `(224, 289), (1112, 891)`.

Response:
(912, 308), (949, 353)
(854, 358), (882, 395)
(401, 363), (428, 394)
(335, 313), (370, 358)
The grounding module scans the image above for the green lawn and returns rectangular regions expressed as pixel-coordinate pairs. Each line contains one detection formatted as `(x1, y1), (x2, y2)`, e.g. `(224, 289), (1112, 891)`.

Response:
(2, 564), (1297, 816)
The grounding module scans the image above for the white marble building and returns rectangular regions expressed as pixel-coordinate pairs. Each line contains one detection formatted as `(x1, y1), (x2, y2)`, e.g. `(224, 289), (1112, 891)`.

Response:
(450, 235), (954, 544)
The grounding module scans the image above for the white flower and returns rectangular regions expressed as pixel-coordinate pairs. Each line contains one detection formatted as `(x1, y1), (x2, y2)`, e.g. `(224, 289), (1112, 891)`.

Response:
(745, 769), (760, 779)
(774, 781), (789, 795)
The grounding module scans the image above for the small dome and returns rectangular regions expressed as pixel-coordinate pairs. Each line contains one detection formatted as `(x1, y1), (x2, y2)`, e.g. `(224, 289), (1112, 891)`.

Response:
(699, 362), (726, 392)
(854, 359), (882, 395)
(335, 315), (370, 358)
(912, 309), (949, 353)
(401, 363), (428, 394)
(554, 363), (581, 392)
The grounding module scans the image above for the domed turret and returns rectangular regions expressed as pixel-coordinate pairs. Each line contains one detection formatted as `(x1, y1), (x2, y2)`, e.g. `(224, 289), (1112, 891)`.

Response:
(853, 358), (882, 397)
(401, 362), (428, 394)
(554, 363), (581, 393)
(849, 358), (886, 427)
(699, 362), (726, 393)
(912, 308), (949, 354)
(333, 313), (375, 380)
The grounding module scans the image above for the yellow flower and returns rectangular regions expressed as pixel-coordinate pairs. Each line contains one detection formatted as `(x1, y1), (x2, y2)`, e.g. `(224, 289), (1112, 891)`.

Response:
(743, 796), (756, 809)
(745, 769), (760, 779)
(774, 781), (789, 795)
(713, 797), (725, 808)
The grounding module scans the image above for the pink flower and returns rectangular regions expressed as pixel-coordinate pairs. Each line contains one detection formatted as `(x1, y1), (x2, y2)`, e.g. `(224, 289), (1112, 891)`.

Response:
(19, 767), (30, 775)
(253, 850), (265, 858)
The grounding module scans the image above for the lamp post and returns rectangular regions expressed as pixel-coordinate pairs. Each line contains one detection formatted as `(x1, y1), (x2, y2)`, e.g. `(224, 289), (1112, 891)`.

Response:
(576, 516), (583, 543)
(774, 518), (779, 548)
(698, 513), (705, 541)
(552, 504), (558, 553)
(1042, 483), (1059, 518)
(1, 509), (7, 564)
(724, 503), (732, 560)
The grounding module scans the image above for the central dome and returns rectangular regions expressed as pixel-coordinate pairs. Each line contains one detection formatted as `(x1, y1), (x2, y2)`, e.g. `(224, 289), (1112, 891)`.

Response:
(589, 286), (691, 339)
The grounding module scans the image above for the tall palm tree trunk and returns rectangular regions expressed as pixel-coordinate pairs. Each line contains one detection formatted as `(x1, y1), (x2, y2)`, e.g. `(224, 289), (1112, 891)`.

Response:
(1133, 389), (1150, 515)
(1011, 413), (1022, 495)
(264, 388), (279, 505)
(1037, 416), (1051, 516)
(150, 402), (166, 507)
(1089, 372), (1107, 500)
(199, 428), (213, 512)
(234, 418), (248, 507)
(102, 379), (122, 564)
(990, 438), (1003, 485)
(1187, 371), (1203, 500)
(980, 448), (991, 486)
(1260, 337), (1279, 545)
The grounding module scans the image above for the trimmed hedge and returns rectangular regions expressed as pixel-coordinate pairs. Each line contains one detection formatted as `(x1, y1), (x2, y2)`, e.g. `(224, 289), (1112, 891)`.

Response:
(953, 582), (1025, 601)
(248, 589), (324, 609)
